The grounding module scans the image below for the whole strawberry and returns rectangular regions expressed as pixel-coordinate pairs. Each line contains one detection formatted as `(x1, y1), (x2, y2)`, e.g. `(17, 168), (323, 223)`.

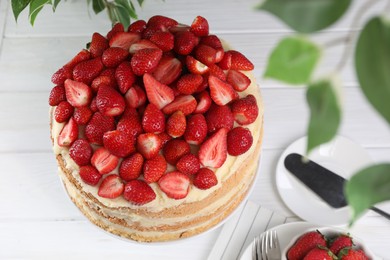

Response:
(303, 246), (335, 260)
(338, 247), (369, 260)
(329, 234), (353, 255)
(227, 127), (253, 156)
(287, 231), (327, 260)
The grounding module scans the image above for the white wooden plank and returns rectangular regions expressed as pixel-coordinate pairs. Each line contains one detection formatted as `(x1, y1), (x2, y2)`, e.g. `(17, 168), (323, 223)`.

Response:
(0, 0), (8, 48)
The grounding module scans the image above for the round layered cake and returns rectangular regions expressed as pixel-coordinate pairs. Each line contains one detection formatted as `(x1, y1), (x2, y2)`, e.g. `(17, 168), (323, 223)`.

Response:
(49, 15), (264, 242)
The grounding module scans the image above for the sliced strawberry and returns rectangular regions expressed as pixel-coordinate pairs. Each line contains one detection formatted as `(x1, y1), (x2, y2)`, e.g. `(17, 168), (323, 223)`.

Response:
(169, 24), (191, 34)
(131, 48), (163, 76)
(91, 147), (119, 175)
(147, 15), (178, 28)
(174, 31), (198, 55)
(184, 114), (207, 145)
(79, 165), (102, 186)
(186, 56), (209, 74)
(69, 139), (92, 166)
(162, 95), (197, 115)
(231, 94), (259, 125)
(176, 154), (200, 175)
(218, 51), (232, 70)
(208, 64), (227, 81)
(125, 85), (146, 108)
(200, 35), (223, 49)
(228, 50), (254, 71)
(123, 180), (156, 205)
(227, 127), (253, 156)
(91, 75), (115, 92)
(176, 74), (203, 95)
(193, 168), (217, 189)
(143, 154), (167, 183)
(215, 48), (225, 63)
(190, 16), (209, 37)
(166, 111), (186, 138)
(198, 127), (228, 168)
(158, 132), (172, 147)
(103, 130), (136, 158)
(137, 133), (162, 159)
(109, 32), (141, 50)
(194, 91), (212, 113)
(208, 75), (238, 106)
(51, 66), (72, 85)
(195, 44), (217, 66)
(107, 23), (125, 40)
(73, 106), (93, 125)
(98, 174), (124, 199)
(163, 139), (190, 165)
(64, 79), (93, 107)
(143, 73), (175, 109)
(205, 104), (234, 133)
(72, 57), (104, 85)
(54, 101), (74, 123)
(119, 153), (144, 181)
(142, 103), (166, 134)
(115, 61), (136, 94)
(158, 171), (190, 199)
(101, 47), (129, 68)
(128, 20), (147, 33)
(129, 39), (159, 54)
(227, 70), (251, 92)
(150, 31), (174, 51)
(85, 112), (115, 145)
(90, 32), (109, 58)
(152, 55), (182, 85)
(57, 117), (78, 147)
(96, 86), (125, 117)
(117, 110), (143, 137)
(49, 85), (66, 106)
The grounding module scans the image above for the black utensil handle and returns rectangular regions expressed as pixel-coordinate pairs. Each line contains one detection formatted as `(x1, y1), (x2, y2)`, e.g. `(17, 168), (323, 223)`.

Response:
(370, 207), (390, 220)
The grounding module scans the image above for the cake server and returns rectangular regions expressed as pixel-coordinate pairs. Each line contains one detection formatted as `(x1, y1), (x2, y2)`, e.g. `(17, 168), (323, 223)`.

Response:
(284, 153), (390, 220)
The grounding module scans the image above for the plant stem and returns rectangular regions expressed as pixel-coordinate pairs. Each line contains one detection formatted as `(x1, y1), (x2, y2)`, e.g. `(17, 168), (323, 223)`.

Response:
(322, 36), (350, 49)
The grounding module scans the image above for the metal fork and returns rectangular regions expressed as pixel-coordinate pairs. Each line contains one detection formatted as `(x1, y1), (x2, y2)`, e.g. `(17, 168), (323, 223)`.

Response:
(260, 230), (281, 260)
(252, 235), (261, 260)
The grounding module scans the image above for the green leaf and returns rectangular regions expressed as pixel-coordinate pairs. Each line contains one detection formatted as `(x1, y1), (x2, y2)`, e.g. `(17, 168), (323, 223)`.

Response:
(52, 0), (61, 11)
(346, 163), (390, 224)
(92, 0), (105, 14)
(306, 78), (342, 154)
(11, 0), (31, 21)
(355, 16), (390, 125)
(129, 1), (137, 19)
(257, 0), (351, 33)
(112, 0), (133, 28)
(29, 0), (51, 25)
(264, 36), (321, 85)
(137, 0), (144, 7)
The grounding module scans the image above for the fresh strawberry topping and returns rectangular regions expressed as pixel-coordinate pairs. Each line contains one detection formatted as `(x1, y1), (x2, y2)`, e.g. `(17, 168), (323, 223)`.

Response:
(200, 35), (223, 49)
(54, 101), (74, 123)
(231, 94), (259, 125)
(143, 73), (175, 109)
(148, 15), (178, 28)
(125, 85), (146, 109)
(98, 174), (124, 199)
(72, 57), (104, 85)
(64, 79), (92, 107)
(129, 39), (159, 54)
(115, 61), (136, 94)
(79, 165), (102, 186)
(128, 20), (147, 33)
(174, 31), (198, 55)
(143, 154), (167, 183)
(73, 106), (93, 125)
(163, 139), (191, 165)
(184, 114), (208, 145)
(227, 127), (253, 156)
(90, 32), (109, 58)
(158, 171), (190, 199)
(194, 91), (212, 114)
(69, 139), (92, 166)
(208, 64), (227, 81)
(142, 103), (166, 134)
(190, 16), (209, 37)
(162, 95), (197, 115)
(117, 110), (143, 137)
(119, 153), (144, 181)
(123, 180), (156, 205)
(58, 117), (78, 147)
(49, 85), (66, 106)
(103, 130), (136, 158)
(287, 231), (327, 260)
(227, 70), (251, 92)
(150, 31), (174, 51)
(193, 168), (217, 189)
(96, 86), (126, 117)
(177, 74), (203, 95)
(91, 147), (119, 174)
(158, 132), (172, 147)
(91, 75), (115, 92)
(101, 47), (129, 68)
(166, 111), (186, 138)
(176, 154), (200, 175)
(109, 32), (141, 50)
(186, 55), (209, 74)
(131, 48), (163, 76)
(136, 133), (162, 159)
(218, 51), (232, 70)
(85, 112), (115, 145)
(227, 50), (254, 71)
(208, 75), (238, 106)
(205, 104), (234, 133)
(198, 128), (228, 168)
(106, 23), (125, 40)
(151, 55), (182, 85)
(195, 44), (217, 66)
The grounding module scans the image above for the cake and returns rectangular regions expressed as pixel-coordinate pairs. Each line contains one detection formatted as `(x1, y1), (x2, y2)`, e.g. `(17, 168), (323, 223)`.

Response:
(49, 15), (264, 242)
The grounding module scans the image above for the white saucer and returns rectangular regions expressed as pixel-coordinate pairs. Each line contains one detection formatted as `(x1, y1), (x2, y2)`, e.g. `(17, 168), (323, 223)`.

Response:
(275, 136), (372, 226)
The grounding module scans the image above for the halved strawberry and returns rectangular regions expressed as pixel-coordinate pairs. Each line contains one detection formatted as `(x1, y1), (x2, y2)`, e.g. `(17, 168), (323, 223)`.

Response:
(128, 20), (147, 33)
(190, 16), (209, 37)
(65, 49), (92, 69)
(69, 139), (92, 166)
(129, 39), (159, 54)
(96, 86), (126, 117)
(158, 171), (190, 199)
(194, 91), (212, 114)
(54, 101), (74, 123)
(100, 68), (117, 86)
(115, 61), (136, 94)
(142, 103), (166, 134)
(107, 23), (125, 40)
(91, 75), (115, 92)
(57, 117), (78, 147)
(152, 55), (182, 85)
(215, 48), (225, 63)
(101, 47), (129, 68)
(64, 79), (93, 107)
(194, 44), (217, 66)
(137, 133), (162, 159)
(72, 57), (104, 85)
(73, 106), (93, 125)
(123, 180), (156, 205)
(231, 94), (259, 125)
(218, 51), (232, 70)
(142, 24), (166, 40)
(103, 130), (136, 158)
(163, 139), (190, 165)
(166, 111), (186, 138)
(184, 114), (208, 145)
(208, 64), (227, 81)
(205, 104), (234, 133)
(193, 168), (217, 189)
(98, 174), (124, 199)
(200, 35), (223, 49)
(227, 127), (253, 156)
(150, 31), (174, 51)
(174, 31), (198, 55)
(162, 95), (197, 115)
(85, 112), (115, 145)
(119, 153), (144, 181)
(226, 70), (251, 92)
(228, 50), (254, 71)
(91, 147), (119, 174)
(109, 32), (141, 50)
(143, 73), (175, 109)
(125, 85), (146, 108)
(90, 32), (109, 58)
(117, 110), (143, 137)
(158, 132), (172, 147)
(195, 76), (209, 93)
(131, 48), (163, 76)
(208, 75), (238, 106)
(143, 154), (167, 183)
(176, 154), (200, 175)
(176, 74), (203, 95)
(79, 165), (102, 186)
(186, 56), (209, 74)
(198, 127), (228, 168)
(49, 85), (66, 106)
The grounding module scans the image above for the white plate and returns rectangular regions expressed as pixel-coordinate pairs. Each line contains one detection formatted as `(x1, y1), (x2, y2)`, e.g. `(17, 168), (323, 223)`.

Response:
(275, 136), (372, 226)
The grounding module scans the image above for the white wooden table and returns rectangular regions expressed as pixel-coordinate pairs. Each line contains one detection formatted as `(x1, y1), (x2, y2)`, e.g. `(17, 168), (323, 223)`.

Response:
(1, 0), (389, 259)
